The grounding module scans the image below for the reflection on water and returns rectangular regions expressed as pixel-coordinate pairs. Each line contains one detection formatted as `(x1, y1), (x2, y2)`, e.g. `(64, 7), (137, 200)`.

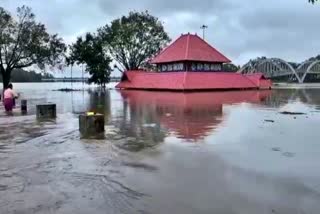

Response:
(263, 89), (320, 108)
(2, 83), (320, 214)
(3, 86), (320, 144)
(119, 90), (271, 141)
(1, 85), (320, 147)
(87, 89), (111, 120)
(112, 91), (166, 152)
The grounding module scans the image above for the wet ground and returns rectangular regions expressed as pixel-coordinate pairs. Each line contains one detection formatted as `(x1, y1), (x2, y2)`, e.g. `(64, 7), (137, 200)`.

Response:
(1, 83), (320, 214)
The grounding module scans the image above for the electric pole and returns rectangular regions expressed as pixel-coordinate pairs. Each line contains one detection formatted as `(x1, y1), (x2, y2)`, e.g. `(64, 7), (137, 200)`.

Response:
(82, 64), (84, 86)
(200, 25), (208, 40)
(70, 64), (73, 88)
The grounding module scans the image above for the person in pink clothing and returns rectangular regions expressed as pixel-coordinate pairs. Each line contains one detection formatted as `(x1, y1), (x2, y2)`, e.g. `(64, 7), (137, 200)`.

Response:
(3, 83), (19, 112)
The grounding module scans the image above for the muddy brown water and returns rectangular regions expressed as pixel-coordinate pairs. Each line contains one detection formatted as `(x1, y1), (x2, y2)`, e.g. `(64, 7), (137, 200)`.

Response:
(1, 83), (320, 214)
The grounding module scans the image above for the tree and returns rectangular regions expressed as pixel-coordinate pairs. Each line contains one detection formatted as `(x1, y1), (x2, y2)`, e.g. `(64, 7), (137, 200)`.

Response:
(0, 6), (66, 89)
(98, 11), (171, 71)
(222, 63), (240, 72)
(309, 0), (318, 3)
(0, 69), (54, 82)
(68, 33), (112, 87)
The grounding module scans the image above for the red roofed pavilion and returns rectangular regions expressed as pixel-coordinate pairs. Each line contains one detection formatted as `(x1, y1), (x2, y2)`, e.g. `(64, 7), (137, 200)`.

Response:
(116, 33), (272, 91)
(151, 33), (231, 64)
(151, 33), (231, 73)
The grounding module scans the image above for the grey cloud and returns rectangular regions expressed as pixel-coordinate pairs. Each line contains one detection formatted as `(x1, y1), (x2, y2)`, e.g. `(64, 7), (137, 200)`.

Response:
(96, 0), (233, 16)
(1, 0), (319, 67)
(235, 2), (320, 62)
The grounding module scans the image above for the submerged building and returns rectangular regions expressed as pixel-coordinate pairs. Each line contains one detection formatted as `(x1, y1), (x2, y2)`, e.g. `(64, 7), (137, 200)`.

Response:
(116, 33), (271, 91)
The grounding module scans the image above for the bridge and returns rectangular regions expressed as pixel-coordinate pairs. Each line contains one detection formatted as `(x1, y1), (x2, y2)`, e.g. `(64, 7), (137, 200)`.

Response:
(238, 58), (320, 83)
(42, 77), (121, 82)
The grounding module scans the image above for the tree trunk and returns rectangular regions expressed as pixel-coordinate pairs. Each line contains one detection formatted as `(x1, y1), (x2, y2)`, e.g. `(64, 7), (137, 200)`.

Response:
(2, 69), (12, 90)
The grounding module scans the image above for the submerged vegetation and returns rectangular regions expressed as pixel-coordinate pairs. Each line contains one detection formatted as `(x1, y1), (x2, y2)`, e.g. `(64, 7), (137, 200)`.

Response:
(68, 11), (170, 87)
(98, 11), (171, 71)
(1, 6), (170, 88)
(0, 6), (65, 89)
(67, 33), (112, 87)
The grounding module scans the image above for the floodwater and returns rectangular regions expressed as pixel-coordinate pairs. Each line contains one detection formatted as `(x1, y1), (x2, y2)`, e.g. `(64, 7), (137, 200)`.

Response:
(1, 83), (320, 214)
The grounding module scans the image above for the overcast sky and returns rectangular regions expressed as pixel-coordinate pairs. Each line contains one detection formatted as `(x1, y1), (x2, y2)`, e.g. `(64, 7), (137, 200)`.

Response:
(1, 0), (320, 76)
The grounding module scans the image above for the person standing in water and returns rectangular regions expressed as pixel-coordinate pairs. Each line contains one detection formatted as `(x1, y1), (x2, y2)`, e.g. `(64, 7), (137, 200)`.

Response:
(3, 83), (19, 112)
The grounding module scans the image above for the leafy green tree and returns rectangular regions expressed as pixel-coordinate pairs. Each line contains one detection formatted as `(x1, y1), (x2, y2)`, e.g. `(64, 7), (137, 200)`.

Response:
(222, 63), (240, 72)
(0, 6), (66, 89)
(98, 11), (171, 71)
(68, 33), (112, 87)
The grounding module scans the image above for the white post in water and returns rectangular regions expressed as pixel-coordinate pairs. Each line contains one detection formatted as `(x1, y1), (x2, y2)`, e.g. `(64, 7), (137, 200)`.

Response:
(71, 64), (73, 89)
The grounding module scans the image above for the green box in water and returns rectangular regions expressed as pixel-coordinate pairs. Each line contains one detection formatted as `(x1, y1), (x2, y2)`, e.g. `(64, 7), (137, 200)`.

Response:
(36, 103), (56, 119)
(79, 113), (105, 139)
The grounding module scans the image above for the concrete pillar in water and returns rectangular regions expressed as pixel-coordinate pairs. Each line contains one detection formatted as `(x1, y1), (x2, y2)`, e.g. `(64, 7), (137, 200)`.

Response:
(79, 113), (105, 139)
(36, 104), (56, 119)
(21, 100), (27, 113)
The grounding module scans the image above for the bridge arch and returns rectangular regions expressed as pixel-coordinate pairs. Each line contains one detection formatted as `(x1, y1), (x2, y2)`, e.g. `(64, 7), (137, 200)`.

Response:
(300, 60), (320, 83)
(237, 61), (256, 74)
(238, 58), (301, 82)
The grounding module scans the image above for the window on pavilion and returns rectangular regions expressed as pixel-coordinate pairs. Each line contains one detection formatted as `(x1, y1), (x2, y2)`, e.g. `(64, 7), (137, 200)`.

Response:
(191, 63), (222, 71)
(160, 63), (184, 72)
(159, 62), (222, 72)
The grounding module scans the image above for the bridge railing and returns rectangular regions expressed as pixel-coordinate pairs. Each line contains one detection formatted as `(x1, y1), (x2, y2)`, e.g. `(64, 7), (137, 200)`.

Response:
(238, 58), (320, 83)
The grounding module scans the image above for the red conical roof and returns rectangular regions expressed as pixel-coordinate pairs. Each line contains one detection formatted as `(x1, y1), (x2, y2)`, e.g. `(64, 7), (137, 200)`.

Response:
(151, 33), (231, 64)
